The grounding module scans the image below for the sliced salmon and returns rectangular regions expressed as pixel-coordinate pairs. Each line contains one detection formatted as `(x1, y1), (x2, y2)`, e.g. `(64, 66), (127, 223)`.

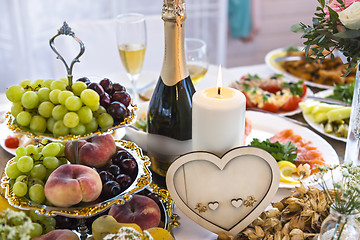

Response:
(270, 129), (326, 172)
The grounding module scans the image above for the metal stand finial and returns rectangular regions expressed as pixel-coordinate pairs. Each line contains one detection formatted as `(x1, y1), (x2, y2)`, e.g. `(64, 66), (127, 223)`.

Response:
(49, 21), (85, 89)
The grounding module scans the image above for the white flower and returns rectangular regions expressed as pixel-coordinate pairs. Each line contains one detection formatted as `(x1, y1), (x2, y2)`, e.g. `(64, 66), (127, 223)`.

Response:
(333, 181), (344, 189)
(338, 2), (360, 30)
(341, 168), (350, 177)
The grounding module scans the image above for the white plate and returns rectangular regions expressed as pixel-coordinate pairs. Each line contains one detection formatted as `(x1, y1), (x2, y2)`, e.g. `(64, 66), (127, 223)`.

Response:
(302, 89), (347, 142)
(245, 110), (339, 188)
(0, 123), (19, 155)
(265, 47), (334, 89)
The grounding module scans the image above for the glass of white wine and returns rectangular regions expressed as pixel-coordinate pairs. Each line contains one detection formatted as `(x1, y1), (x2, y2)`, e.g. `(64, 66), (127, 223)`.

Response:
(116, 13), (147, 102)
(185, 38), (208, 85)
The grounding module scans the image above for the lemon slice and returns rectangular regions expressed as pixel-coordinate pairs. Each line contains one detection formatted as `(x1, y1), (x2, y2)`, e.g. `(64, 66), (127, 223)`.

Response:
(278, 161), (300, 184)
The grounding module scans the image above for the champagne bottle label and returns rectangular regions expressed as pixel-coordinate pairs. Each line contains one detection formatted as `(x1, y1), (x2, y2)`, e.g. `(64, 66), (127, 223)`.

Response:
(148, 133), (192, 176)
(160, 0), (189, 86)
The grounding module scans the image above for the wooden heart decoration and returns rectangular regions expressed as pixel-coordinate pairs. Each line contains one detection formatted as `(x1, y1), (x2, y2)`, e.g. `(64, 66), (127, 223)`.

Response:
(231, 198), (243, 208)
(166, 146), (280, 235)
(208, 201), (219, 211)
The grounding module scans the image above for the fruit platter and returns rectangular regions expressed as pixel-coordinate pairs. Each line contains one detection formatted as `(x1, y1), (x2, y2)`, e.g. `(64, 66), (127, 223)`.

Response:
(0, 179), (178, 239)
(5, 75), (136, 141)
(1, 138), (151, 216)
(5, 22), (136, 142)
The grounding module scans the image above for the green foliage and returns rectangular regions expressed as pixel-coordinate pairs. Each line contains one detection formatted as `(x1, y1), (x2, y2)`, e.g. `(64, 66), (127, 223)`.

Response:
(283, 80), (304, 96)
(292, 0), (360, 76)
(327, 82), (355, 104)
(249, 138), (297, 162)
(284, 45), (300, 52)
(246, 73), (261, 79)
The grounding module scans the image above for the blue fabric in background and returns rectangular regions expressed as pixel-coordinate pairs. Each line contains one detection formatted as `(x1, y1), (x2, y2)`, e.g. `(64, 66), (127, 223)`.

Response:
(228, 0), (252, 38)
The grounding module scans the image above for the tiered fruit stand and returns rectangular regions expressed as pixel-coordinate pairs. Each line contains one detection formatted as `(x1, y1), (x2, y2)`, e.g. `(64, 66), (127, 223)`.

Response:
(0, 22), (178, 239)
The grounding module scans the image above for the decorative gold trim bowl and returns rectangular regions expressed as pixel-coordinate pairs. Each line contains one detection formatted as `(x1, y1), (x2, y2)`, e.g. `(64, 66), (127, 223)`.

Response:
(1, 140), (151, 218)
(5, 105), (136, 142)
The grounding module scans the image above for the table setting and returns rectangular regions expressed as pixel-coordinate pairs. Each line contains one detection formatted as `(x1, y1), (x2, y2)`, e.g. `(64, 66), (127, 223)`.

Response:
(1, 0), (360, 240)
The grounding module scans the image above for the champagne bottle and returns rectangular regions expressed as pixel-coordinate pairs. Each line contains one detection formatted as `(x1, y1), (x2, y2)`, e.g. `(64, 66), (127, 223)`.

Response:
(147, 0), (195, 181)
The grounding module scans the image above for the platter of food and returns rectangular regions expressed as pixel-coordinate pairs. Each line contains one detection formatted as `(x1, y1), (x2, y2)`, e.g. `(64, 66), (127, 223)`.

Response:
(1, 137), (151, 217)
(5, 76), (135, 142)
(299, 81), (353, 142)
(229, 73), (311, 116)
(52, 184), (177, 238)
(265, 46), (356, 89)
(0, 183), (177, 239)
(126, 102), (339, 188)
(300, 99), (350, 143)
(245, 111), (339, 188)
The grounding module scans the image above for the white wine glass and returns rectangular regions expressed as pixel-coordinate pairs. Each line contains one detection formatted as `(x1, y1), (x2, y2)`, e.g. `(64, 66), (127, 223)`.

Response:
(116, 13), (147, 103)
(185, 38), (208, 85)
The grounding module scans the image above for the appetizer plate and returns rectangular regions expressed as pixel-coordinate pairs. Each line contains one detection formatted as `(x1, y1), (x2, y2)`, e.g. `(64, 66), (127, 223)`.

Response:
(0, 123), (22, 155)
(302, 113), (346, 142)
(302, 89), (347, 142)
(229, 74), (313, 117)
(246, 110), (339, 188)
(265, 47), (333, 89)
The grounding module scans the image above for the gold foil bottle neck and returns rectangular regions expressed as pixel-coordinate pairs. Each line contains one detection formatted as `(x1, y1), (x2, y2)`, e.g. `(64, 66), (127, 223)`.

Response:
(162, 0), (186, 23)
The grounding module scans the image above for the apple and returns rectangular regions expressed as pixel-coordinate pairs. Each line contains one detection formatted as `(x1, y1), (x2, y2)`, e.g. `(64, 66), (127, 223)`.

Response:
(44, 164), (102, 207)
(65, 134), (116, 168)
(109, 194), (161, 230)
(32, 230), (79, 240)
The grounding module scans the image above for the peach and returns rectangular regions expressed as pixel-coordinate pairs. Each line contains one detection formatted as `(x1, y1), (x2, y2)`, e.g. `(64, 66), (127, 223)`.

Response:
(44, 164), (102, 207)
(65, 134), (116, 168)
(32, 229), (79, 240)
(109, 195), (161, 230)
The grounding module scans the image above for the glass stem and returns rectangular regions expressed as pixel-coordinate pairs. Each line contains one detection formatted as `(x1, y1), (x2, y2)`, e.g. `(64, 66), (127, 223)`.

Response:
(128, 73), (140, 104)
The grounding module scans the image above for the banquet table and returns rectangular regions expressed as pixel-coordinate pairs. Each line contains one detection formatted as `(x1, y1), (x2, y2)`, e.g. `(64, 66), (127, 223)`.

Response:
(172, 64), (346, 239)
(0, 64), (346, 240)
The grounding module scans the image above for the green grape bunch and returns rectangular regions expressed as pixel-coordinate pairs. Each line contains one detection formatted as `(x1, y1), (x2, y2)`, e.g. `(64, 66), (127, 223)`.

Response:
(5, 140), (67, 204)
(6, 77), (132, 137)
(6, 78), (106, 137)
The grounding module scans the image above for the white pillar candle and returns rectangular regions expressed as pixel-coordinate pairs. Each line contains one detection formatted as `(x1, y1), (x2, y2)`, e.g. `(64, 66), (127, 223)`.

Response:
(192, 65), (246, 156)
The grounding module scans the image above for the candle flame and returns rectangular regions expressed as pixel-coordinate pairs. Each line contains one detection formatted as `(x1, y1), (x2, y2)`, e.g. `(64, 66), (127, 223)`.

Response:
(217, 64), (222, 95)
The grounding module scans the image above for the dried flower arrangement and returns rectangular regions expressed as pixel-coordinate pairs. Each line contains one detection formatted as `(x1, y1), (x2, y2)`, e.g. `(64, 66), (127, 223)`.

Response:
(217, 183), (330, 240)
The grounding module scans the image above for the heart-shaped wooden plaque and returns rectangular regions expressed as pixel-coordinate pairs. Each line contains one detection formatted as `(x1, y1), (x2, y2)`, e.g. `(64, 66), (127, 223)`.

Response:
(166, 146), (280, 235)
